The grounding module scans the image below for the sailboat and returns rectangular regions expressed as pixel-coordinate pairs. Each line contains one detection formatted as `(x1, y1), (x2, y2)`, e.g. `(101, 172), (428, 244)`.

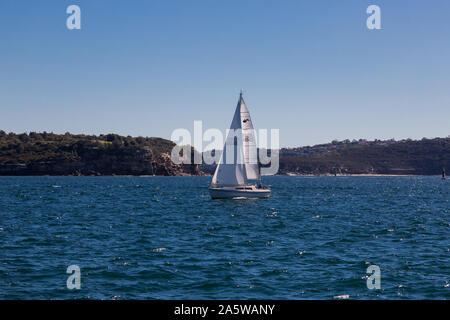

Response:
(208, 92), (271, 199)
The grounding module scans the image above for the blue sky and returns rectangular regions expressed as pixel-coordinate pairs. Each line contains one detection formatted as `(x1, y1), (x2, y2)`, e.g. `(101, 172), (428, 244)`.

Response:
(0, 0), (449, 147)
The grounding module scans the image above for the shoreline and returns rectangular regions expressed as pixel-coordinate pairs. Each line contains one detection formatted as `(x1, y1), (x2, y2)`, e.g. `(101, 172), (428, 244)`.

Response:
(0, 174), (444, 177)
(281, 173), (443, 177)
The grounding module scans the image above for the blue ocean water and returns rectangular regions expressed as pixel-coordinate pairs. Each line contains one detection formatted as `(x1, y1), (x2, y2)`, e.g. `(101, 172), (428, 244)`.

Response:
(0, 176), (448, 299)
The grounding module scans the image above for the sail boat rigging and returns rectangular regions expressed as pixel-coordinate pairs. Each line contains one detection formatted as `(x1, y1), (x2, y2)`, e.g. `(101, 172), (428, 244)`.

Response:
(208, 93), (271, 199)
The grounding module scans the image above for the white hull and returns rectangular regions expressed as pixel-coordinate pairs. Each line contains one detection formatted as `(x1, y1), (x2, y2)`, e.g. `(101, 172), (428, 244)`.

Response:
(209, 185), (271, 199)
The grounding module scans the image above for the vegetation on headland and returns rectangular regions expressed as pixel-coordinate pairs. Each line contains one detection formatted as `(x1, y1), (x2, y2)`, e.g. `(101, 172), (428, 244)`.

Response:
(0, 130), (448, 175)
(279, 137), (449, 175)
(0, 131), (200, 176)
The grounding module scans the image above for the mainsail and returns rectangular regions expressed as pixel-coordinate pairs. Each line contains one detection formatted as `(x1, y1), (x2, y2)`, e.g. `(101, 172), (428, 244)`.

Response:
(211, 93), (260, 186)
(240, 95), (260, 180)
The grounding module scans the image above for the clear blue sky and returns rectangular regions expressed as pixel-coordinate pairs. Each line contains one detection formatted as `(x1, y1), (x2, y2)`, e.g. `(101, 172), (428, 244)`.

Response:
(1, 0), (449, 147)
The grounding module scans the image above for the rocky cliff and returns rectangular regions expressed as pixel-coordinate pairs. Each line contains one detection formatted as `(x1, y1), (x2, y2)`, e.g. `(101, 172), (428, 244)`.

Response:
(0, 131), (202, 176)
(1, 131), (448, 176)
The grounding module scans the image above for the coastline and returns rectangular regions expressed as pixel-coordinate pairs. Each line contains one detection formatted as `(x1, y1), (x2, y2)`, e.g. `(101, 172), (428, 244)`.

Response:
(281, 173), (446, 178)
(0, 173), (443, 177)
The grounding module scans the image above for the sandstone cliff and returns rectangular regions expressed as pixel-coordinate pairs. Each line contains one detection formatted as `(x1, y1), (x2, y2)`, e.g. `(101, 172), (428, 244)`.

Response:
(0, 131), (203, 176)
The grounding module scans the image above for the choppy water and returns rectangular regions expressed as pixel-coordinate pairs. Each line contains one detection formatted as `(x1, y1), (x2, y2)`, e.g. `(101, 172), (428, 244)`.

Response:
(0, 176), (448, 299)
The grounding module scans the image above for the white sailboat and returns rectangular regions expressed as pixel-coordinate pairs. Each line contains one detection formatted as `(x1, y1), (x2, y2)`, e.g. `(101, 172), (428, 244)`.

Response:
(208, 92), (271, 199)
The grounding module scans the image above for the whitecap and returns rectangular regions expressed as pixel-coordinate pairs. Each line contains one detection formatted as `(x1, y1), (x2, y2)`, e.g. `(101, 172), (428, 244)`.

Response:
(333, 294), (349, 299)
